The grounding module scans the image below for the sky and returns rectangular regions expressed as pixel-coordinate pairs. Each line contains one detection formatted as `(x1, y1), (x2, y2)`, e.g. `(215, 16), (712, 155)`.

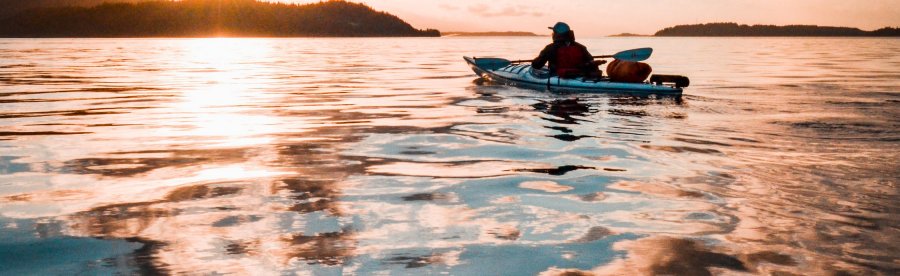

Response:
(281, 0), (900, 36)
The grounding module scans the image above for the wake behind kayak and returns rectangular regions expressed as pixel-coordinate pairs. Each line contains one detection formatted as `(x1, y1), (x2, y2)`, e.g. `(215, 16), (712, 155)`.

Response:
(464, 56), (689, 95)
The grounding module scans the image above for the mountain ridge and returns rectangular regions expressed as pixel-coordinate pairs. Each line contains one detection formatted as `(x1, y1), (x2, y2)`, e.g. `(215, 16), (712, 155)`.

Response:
(0, 0), (440, 37)
(0, 0), (159, 19)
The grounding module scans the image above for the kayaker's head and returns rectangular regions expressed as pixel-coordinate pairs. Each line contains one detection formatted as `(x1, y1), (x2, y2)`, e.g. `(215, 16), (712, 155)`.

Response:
(550, 22), (570, 34)
(549, 22), (575, 42)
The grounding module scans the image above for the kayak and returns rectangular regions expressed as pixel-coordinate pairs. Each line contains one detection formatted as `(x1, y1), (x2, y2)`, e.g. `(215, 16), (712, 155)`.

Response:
(464, 56), (687, 95)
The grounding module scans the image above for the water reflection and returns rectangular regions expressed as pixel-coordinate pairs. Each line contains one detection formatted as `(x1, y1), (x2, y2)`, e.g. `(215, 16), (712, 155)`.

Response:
(532, 98), (595, 125)
(544, 236), (748, 276)
(1, 37), (898, 275)
(62, 148), (248, 177)
(284, 230), (356, 266)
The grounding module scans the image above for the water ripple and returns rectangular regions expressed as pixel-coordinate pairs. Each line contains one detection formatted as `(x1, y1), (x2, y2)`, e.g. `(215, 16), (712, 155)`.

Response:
(0, 37), (897, 275)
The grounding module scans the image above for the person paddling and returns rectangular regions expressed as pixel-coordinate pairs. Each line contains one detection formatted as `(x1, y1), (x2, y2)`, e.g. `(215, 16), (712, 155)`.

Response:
(531, 22), (605, 79)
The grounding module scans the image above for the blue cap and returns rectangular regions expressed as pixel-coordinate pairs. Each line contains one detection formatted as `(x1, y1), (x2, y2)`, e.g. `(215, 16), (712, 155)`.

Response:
(549, 22), (571, 34)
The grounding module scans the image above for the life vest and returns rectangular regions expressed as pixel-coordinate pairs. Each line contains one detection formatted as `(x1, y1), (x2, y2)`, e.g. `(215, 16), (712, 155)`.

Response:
(554, 44), (586, 77)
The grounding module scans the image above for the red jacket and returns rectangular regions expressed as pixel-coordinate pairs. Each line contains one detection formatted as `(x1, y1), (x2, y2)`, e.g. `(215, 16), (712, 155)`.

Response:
(531, 31), (593, 77)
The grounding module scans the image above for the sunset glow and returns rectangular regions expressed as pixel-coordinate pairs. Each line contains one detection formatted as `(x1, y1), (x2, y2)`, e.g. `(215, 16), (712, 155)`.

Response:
(281, 0), (900, 36)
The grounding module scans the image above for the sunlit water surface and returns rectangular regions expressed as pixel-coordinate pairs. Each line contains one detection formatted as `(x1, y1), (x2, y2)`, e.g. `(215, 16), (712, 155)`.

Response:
(0, 37), (898, 275)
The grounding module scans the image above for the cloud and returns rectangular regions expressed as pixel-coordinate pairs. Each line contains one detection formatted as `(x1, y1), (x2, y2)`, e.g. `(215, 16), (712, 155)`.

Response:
(439, 4), (460, 11)
(467, 4), (544, 17)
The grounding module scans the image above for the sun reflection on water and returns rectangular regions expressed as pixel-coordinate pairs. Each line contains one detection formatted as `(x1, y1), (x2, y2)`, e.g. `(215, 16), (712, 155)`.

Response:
(168, 38), (291, 147)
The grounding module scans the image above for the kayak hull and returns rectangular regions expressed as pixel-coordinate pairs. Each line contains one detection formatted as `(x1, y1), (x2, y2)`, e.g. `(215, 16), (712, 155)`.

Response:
(464, 56), (683, 95)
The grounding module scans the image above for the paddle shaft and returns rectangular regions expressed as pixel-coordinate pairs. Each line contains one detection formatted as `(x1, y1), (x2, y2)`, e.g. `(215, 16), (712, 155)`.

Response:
(510, 55), (614, 64)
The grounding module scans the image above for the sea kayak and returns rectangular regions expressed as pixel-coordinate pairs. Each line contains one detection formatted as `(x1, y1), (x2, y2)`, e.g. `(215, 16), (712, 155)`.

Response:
(464, 56), (688, 95)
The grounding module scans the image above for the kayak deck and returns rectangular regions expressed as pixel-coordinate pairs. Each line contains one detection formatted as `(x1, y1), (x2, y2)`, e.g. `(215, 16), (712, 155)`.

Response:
(464, 56), (684, 95)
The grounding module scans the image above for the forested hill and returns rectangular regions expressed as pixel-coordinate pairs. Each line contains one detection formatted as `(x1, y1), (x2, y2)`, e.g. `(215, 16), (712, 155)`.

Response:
(0, 0), (157, 19)
(0, 0), (441, 37)
(655, 23), (900, 37)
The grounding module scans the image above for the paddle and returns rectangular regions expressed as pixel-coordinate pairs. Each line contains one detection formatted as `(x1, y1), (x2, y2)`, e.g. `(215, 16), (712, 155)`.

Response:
(473, 48), (652, 71)
(471, 57), (516, 71)
(512, 47), (653, 63)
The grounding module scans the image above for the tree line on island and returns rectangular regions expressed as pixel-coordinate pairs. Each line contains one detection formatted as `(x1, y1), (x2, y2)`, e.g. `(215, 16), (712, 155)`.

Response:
(0, 0), (440, 37)
(654, 23), (900, 37)
(0, 0), (157, 19)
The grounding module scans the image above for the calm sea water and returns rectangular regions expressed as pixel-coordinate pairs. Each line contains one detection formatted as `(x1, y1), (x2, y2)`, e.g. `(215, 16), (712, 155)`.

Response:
(0, 37), (898, 275)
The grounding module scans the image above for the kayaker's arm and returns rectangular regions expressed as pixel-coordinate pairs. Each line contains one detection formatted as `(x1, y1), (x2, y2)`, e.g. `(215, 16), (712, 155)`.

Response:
(582, 46), (594, 65)
(531, 44), (556, 69)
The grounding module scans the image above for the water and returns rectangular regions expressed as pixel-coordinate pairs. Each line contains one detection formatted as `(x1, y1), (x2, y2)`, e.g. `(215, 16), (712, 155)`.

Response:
(0, 37), (898, 275)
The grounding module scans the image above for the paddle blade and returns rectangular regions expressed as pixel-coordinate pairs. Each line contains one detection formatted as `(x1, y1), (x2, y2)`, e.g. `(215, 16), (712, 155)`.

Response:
(472, 57), (511, 71)
(612, 47), (653, 62)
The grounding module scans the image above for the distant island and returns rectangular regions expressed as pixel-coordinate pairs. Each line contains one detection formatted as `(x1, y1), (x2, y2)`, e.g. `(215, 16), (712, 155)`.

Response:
(608, 33), (649, 37)
(442, 31), (540, 37)
(0, 0), (440, 37)
(654, 23), (900, 37)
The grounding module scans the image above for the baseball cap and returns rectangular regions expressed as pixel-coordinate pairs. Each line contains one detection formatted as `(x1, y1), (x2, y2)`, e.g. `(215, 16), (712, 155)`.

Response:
(549, 22), (571, 33)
